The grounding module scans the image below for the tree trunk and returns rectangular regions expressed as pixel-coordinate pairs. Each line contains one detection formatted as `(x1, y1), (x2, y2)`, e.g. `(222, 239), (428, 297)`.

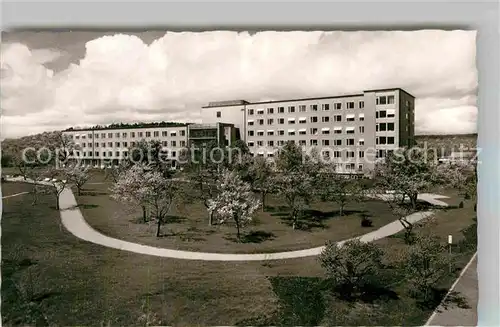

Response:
(55, 197), (59, 210)
(236, 222), (241, 240)
(142, 206), (147, 223)
(208, 210), (213, 226)
(261, 192), (266, 212)
(400, 193), (406, 204)
(339, 204), (344, 216)
(77, 187), (81, 196)
(156, 219), (161, 237)
(409, 193), (418, 209)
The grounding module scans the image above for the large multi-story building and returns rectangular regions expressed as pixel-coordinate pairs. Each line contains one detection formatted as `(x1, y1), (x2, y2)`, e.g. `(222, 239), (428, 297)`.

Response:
(63, 87), (415, 173)
(201, 88), (415, 173)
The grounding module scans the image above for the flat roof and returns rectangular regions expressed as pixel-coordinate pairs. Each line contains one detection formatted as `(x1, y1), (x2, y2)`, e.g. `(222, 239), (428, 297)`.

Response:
(63, 122), (191, 132)
(202, 87), (414, 108)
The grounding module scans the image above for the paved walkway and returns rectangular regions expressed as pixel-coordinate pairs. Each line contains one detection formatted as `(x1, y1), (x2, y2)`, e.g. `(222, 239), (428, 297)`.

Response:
(5, 176), (448, 261)
(425, 252), (478, 326)
(2, 191), (30, 199)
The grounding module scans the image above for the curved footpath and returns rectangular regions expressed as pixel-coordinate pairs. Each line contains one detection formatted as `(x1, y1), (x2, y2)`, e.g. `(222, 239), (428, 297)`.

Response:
(5, 176), (449, 262)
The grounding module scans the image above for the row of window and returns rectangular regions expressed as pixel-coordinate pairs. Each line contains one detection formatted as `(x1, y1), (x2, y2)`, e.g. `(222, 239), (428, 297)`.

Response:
(70, 130), (186, 140)
(375, 110), (396, 119)
(248, 114), (364, 126)
(244, 101), (365, 116)
(376, 123), (395, 132)
(248, 136), (396, 147)
(248, 126), (365, 137)
(376, 95), (395, 105)
(73, 151), (178, 158)
(76, 140), (187, 148)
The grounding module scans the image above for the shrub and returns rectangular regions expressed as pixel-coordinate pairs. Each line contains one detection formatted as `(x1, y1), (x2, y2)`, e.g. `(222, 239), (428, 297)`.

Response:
(401, 233), (452, 302)
(319, 239), (384, 299)
(459, 220), (477, 253)
(361, 217), (373, 227)
(458, 201), (464, 208)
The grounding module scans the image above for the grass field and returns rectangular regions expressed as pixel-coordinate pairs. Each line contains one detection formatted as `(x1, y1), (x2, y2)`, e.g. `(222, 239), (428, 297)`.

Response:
(1, 178), (476, 326)
(76, 180), (402, 253)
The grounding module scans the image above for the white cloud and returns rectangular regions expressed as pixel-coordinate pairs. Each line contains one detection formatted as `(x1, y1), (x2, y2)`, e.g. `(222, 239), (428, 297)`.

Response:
(0, 30), (477, 139)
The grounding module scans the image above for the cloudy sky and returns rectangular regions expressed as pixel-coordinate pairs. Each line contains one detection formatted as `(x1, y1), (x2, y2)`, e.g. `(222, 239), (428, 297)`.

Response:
(1, 30), (477, 139)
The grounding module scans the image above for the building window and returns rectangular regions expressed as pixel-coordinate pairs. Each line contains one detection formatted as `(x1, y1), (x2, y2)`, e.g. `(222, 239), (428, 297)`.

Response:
(376, 96), (386, 105)
(310, 128), (318, 135)
(87, 133), (92, 139)
(278, 107), (285, 113)
(102, 152), (106, 157)
(153, 131), (159, 137)
(288, 119), (295, 124)
(359, 101), (364, 109)
(88, 143), (92, 147)
(115, 133), (120, 138)
(334, 115), (342, 122)
(108, 142), (112, 147)
(346, 163), (356, 171)
(82, 143), (86, 148)
(288, 106), (295, 113)
(267, 108), (274, 114)
(123, 142), (128, 147)
(95, 134), (99, 139)
(115, 142), (120, 147)
(346, 129), (355, 134)
(267, 118), (274, 125)
(257, 141), (264, 146)
(347, 138), (355, 146)
(388, 122), (395, 131)
(359, 126), (365, 133)
(388, 137), (395, 145)
(258, 119), (264, 125)
(310, 104), (318, 111)
(161, 131), (167, 136)
(267, 130), (274, 136)
(310, 116), (318, 123)
(248, 141), (255, 147)
(248, 121), (254, 126)
(299, 130), (307, 135)
(334, 151), (342, 158)
(180, 130), (186, 136)
(162, 141), (168, 146)
(322, 140), (330, 146)
(322, 104), (330, 111)
(268, 140), (274, 147)
(278, 130), (285, 136)
(138, 132), (143, 137)
(299, 118), (307, 124)
(299, 105), (307, 112)
(95, 143), (99, 147)
(101, 142), (105, 147)
(146, 132), (151, 137)
(322, 116), (330, 123)
(334, 139), (342, 146)
(334, 129), (342, 134)
(358, 164), (363, 172)
(299, 140), (307, 146)
(171, 141), (176, 147)
(95, 151), (99, 156)
(388, 95), (395, 104)
(310, 139), (318, 146)
(359, 116), (365, 122)
(121, 132), (127, 138)
(108, 133), (113, 138)
(257, 131), (264, 136)
(248, 109), (254, 115)
(379, 123), (387, 132)
(82, 135), (86, 140)
(322, 129), (330, 135)
(248, 131), (254, 136)
(257, 109), (264, 115)
(171, 132), (177, 137)
(347, 116), (355, 122)
(347, 151), (355, 158)
(115, 151), (120, 157)
(216, 111), (221, 118)
(359, 151), (365, 158)
(278, 118), (285, 124)
(288, 130), (296, 136)
(347, 102), (355, 109)
(379, 136), (387, 145)
(334, 103), (342, 110)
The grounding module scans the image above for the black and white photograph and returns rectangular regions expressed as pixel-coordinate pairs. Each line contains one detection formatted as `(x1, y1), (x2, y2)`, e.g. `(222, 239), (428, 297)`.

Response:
(1, 29), (478, 326)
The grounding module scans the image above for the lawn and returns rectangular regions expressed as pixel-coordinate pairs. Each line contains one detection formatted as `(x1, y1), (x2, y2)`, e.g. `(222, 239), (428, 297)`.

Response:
(1, 181), (476, 326)
(75, 180), (402, 254)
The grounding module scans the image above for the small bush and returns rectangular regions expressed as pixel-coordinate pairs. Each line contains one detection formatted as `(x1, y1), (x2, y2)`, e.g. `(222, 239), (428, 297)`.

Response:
(319, 239), (384, 299)
(401, 234), (452, 302)
(458, 201), (464, 208)
(361, 217), (373, 227)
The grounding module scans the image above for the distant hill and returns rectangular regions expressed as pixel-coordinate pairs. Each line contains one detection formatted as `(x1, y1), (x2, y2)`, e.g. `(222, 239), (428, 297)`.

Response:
(415, 133), (477, 156)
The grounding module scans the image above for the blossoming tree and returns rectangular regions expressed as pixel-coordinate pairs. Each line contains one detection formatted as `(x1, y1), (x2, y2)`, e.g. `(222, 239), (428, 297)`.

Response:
(208, 169), (260, 240)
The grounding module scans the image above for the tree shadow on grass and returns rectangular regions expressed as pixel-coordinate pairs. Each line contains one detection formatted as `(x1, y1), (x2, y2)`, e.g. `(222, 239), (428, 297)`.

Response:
(79, 190), (108, 196)
(267, 276), (326, 326)
(416, 289), (470, 310)
(223, 230), (276, 243)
